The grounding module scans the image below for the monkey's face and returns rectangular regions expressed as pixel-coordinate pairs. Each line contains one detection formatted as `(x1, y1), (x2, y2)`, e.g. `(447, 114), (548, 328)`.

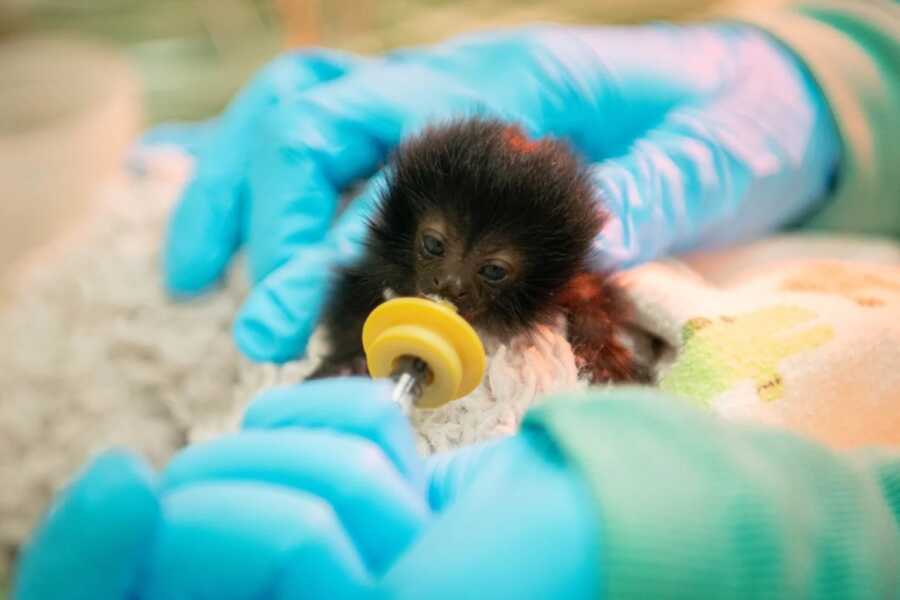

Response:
(366, 118), (605, 339)
(412, 214), (523, 328)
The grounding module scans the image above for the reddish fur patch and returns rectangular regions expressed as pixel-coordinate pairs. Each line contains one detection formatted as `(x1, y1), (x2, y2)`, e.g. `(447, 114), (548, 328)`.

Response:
(554, 272), (605, 304)
(555, 272), (649, 384)
(502, 127), (541, 154)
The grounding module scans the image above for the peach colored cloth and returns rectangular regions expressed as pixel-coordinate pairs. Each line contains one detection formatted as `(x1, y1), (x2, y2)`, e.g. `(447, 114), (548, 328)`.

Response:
(620, 236), (900, 449)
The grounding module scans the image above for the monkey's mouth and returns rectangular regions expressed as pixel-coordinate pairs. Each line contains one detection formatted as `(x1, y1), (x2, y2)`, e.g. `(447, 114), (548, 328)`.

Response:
(419, 292), (453, 308)
(415, 292), (478, 323)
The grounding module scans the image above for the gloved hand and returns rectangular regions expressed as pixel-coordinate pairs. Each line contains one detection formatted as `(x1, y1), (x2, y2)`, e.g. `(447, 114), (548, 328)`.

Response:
(14, 380), (429, 600)
(14, 379), (599, 600)
(241, 379), (603, 600)
(161, 23), (841, 364)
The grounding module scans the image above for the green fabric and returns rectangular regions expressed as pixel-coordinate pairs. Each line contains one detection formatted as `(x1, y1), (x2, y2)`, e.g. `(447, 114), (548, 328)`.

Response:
(727, 0), (900, 239)
(525, 389), (900, 599)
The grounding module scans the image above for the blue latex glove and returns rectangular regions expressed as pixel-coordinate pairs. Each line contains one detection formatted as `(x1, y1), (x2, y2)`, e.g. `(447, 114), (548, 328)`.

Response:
(13, 453), (160, 600)
(161, 23), (841, 363)
(14, 380), (430, 600)
(381, 436), (601, 600)
(14, 380), (599, 599)
(241, 379), (603, 600)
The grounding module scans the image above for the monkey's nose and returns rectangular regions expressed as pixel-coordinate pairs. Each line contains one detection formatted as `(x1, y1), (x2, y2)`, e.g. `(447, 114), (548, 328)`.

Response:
(433, 276), (467, 302)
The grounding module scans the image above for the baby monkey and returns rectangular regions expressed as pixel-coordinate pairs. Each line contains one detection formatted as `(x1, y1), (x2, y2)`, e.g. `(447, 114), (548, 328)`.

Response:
(311, 117), (647, 384)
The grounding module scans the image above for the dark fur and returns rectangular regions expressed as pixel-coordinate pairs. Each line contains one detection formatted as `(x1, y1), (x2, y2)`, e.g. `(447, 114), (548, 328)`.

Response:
(311, 118), (647, 384)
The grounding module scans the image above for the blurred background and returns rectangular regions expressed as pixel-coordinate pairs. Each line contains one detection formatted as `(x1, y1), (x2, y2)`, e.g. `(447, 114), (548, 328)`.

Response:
(0, 0), (689, 279)
(0, 0), (672, 125)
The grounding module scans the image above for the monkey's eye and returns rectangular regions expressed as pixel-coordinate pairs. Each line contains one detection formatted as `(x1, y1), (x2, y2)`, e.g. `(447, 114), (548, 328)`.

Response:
(422, 234), (445, 257)
(479, 262), (509, 283)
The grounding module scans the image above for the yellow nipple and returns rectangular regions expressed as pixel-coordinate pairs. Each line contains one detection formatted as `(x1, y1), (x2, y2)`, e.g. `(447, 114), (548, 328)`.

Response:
(362, 297), (486, 409)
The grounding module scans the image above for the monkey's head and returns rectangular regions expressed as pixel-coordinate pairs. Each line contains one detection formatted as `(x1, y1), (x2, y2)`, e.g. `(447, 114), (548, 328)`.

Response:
(366, 118), (605, 339)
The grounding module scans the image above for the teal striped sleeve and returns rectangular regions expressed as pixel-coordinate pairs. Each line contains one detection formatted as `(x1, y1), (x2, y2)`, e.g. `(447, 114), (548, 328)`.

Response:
(524, 389), (900, 599)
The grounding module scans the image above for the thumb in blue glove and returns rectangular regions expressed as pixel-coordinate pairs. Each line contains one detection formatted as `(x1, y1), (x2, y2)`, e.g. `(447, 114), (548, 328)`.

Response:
(233, 172), (387, 362)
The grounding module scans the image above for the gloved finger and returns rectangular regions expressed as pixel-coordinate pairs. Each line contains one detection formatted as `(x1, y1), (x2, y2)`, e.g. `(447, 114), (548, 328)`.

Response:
(141, 482), (372, 599)
(590, 30), (839, 269)
(233, 172), (386, 362)
(14, 451), (160, 600)
(233, 243), (337, 363)
(161, 428), (428, 574)
(164, 49), (363, 296)
(378, 433), (601, 600)
(242, 378), (423, 487)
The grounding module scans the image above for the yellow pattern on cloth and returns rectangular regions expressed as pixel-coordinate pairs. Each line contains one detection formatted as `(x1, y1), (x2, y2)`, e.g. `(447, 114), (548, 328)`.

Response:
(661, 307), (834, 404)
(618, 233), (900, 449)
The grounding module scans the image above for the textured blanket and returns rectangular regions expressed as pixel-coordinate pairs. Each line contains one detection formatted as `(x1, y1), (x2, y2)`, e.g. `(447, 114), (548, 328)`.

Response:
(627, 242), (900, 449)
(1, 150), (898, 579)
